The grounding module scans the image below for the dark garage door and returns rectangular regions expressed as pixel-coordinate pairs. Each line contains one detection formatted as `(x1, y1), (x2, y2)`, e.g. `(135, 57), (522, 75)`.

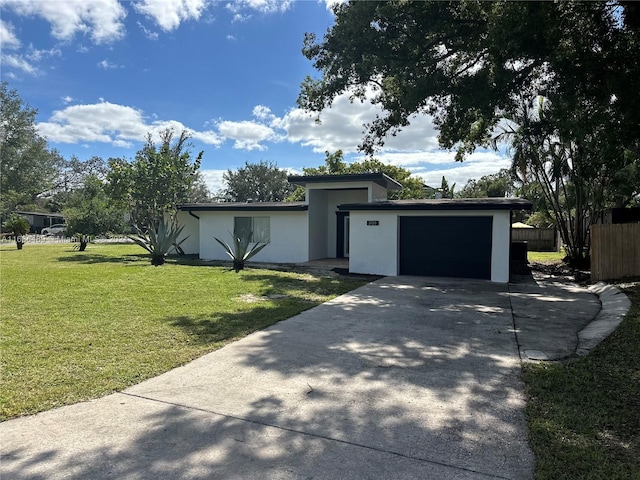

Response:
(399, 216), (493, 279)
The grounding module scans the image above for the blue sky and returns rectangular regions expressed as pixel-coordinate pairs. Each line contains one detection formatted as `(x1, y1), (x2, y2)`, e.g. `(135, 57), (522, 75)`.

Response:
(1, 0), (509, 194)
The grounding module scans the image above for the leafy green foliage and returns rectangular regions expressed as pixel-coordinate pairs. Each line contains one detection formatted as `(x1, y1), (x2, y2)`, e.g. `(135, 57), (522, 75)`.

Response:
(214, 230), (268, 272)
(0, 82), (63, 215)
(106, 128), (204, 228)
(288, 150), (427, 200)
(63, 176), (127, 251)
(2, 214), (30, 249)
(299, 2), (640, 265)
(221, 160), (294, 202)
(457, 169), (514, 198)
(130, 216), (189, 266)
(439, 176), (456, 199)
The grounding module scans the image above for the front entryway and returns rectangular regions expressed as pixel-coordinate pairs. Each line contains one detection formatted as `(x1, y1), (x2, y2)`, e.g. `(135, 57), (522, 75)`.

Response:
(336, 212), (350, 258)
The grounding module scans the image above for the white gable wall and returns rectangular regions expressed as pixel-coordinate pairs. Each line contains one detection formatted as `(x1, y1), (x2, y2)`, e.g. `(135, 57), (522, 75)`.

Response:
(348, 209), (512, 282)
(371, 182), (389, 202)
(174, 210), (200, 255)
(198, 210), (309, 263)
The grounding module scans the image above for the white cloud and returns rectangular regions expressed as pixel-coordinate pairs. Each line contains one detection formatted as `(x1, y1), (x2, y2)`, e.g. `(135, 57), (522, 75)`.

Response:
(134, 0), (207, 31)
(137, 21), (159, 40)
(62, 96), (74, 104)
(412, 153), (512, 189)
(5, 0), (127, 44)
(216, 120), (277, 151)
(281, 89), (439, 154)
(26, 46), (61, 62)
(199, 169), (227, 194)
(2, 53), (37, 75)
(36, 100), (225, 148)
(97, 59), (122, 69)
(226, 0), (292, 15)
(0, 19), (21, 49)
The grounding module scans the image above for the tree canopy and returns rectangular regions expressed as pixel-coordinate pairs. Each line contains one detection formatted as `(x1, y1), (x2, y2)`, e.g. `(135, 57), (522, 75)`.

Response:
(299, 1), (640, 265)
(457, 169), (514, 198)
(300, 1), (639, 158)
(106, 128), (203, 227)
(0, 82), (63, 215)
(220, 160), (294, 202)
(63, 175), (127, 250)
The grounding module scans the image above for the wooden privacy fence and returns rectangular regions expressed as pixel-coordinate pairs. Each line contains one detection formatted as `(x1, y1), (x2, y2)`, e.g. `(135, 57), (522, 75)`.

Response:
(511, 227), (558, 251)
(591, 223), (640, 281)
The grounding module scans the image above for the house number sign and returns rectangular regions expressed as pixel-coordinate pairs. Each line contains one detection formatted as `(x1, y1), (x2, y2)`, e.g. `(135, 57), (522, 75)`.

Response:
(367, 220), (379, 226)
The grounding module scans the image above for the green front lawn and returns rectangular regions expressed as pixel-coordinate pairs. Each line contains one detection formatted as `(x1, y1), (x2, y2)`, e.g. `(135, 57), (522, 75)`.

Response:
(0, 243), (369, 421)
(528, 250), (565, 264)
(523, 284), (640, 479)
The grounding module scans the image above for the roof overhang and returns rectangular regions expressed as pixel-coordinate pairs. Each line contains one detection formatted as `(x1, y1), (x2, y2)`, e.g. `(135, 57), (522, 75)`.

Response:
(288, 173), (402, 191)
(178, 202), (308, 212)
(338, 198), (533, 211)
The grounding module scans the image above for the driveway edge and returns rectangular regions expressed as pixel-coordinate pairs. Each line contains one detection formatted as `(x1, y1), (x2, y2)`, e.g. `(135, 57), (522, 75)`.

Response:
(576, 283), (631, 356)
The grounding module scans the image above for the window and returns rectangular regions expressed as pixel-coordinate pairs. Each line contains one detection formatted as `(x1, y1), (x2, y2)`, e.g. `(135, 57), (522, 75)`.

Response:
(234, 216), (270, 243)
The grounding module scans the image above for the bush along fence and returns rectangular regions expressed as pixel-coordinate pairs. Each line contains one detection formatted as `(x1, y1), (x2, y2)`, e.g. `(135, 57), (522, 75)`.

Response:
(591, 223), (640, 281)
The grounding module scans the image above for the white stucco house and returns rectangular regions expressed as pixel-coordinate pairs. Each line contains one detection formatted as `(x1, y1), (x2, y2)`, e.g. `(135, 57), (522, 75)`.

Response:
(176, 173), (532, 283)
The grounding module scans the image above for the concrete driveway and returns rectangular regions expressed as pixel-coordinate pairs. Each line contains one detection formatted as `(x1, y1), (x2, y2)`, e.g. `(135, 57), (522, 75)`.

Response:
(2, 276), (546, 479)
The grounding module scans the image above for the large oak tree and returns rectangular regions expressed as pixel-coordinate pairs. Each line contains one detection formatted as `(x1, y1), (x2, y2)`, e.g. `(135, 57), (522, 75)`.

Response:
(0, 82), (63, 215)
(299, 1), (640, 265)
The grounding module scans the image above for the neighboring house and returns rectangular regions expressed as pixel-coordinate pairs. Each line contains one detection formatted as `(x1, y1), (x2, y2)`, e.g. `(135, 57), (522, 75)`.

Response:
(14, 211), (65, 233)
(177, 173), (532, 283)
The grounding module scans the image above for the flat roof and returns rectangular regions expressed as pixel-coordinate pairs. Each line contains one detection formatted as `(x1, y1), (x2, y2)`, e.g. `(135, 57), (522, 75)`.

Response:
(288, 173), (402, 191)
(178, 202), (308, 212)
(338, 198), (533, 211)
(16, 211), (65, 217)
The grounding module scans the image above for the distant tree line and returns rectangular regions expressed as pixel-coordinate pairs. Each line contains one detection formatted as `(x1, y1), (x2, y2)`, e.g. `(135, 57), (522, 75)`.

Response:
(0, 81), (210, 253)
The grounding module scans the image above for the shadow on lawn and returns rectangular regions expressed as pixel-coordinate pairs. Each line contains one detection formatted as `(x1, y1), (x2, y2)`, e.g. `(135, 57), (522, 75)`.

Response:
(56, 252), (150, 264)
(0, 277), (537, 479)
(167, 302), (314, 346)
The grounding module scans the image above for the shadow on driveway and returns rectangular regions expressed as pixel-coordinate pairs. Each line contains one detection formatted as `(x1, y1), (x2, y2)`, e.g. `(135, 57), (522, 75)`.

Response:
(2, 276), (587, 479)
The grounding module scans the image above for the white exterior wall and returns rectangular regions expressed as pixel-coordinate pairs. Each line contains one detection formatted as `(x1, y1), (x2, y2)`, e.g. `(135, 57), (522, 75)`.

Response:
(490, 210), (511, 282)
(198, 210), (309, 263)
(348, 209), (512, 283)
(175, 210), (200, 255)
(370, 183), (389, 202)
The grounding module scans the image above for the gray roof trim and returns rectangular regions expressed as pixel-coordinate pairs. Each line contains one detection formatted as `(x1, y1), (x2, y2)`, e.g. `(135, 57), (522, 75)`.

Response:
(287, 173), (402, 191)
(16, 211), (65, 217)
(338, 198), (533, 211)
(178, 202), (308, 212)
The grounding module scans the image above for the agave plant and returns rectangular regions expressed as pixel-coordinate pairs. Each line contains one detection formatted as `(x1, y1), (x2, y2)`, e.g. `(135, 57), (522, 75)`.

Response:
(130, 216), (189, 266)
(214, 230), (268, 272)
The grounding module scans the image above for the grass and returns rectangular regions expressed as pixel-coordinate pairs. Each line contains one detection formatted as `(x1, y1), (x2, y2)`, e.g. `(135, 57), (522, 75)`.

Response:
(0, 243), (369, 421)
(522, 283), (640, 479)
(528, 250), (564, 264)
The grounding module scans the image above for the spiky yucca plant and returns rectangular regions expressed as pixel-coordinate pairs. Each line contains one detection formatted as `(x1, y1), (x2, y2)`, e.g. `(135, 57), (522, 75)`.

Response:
(214, 230), (268, 272)
(130, 217), (189, 266)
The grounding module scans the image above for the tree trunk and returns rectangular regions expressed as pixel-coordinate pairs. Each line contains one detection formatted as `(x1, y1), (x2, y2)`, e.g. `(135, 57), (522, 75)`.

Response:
(16, 239), (23, 250)
(79, 241), (88, 252)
